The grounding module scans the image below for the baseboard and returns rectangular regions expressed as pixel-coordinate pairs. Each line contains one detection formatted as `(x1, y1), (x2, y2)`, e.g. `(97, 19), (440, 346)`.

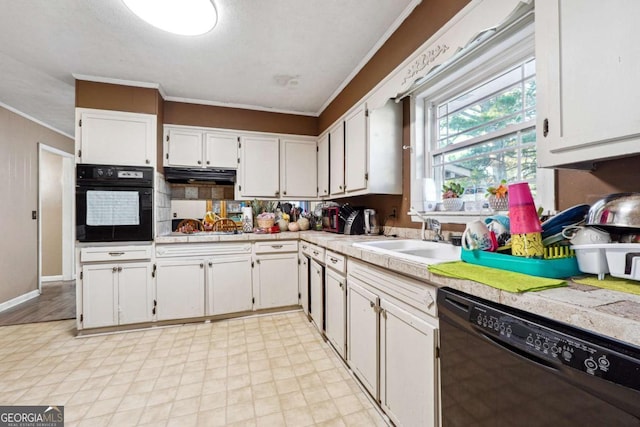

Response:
(0, 290), (40, 313)
(42, 275), (63, 282)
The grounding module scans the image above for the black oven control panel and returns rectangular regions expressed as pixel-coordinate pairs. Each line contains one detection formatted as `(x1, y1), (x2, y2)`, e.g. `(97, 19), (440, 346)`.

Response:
(77, 164), (153, 186)
(470, 304), (640, 392)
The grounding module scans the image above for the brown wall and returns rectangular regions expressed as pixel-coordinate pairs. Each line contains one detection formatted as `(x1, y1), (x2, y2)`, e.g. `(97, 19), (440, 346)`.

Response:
(318, 0), (471, 133)
(75, 80), (160, 114)
(41, 150), (63, 277)
(163, 102), (318, 136)
(556, 156), (640, 210)
(0, 106), (73, 304)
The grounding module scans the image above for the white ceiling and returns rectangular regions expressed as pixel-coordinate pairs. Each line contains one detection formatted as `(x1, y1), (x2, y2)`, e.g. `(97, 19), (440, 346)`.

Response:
(0, 0), (419, 137)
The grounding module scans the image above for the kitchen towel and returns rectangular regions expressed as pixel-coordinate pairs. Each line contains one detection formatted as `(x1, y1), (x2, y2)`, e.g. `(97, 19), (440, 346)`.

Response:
(573, 275), (640, 296)
(428, 261), (567, 293)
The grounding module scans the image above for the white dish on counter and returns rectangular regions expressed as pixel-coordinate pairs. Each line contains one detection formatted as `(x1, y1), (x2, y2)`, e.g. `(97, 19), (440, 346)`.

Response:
(572, 243), (640, 281)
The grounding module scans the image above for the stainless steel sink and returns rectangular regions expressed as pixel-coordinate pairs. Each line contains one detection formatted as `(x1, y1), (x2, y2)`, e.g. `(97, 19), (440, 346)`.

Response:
(352, 239), (460, 264)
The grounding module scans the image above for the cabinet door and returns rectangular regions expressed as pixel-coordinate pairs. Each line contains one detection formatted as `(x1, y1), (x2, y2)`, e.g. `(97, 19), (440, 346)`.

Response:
(309, 259), (324, 331)
(298, 253), (310, 316)
(166, 128), (204, 167)
(239, 136), (280, 198)
(207, 255), (253, 315)
(78, 109), (155, 167)
(536, 0), (640, 167)
(317, 134), (329, 197)
(253, 253), (298, 309)
(204, 133), (238, 169)
(82, 264), (117, 329)
(280, 138), (317, 199)
(329, 122), (345, 196)
(344, 106), (367, 193)
(156, 259), (205, 320)
(380, 299), (438, 427)
(347, 279), (379, 398)
(325, 268), (346, 358)
(117, 262), (153, 325)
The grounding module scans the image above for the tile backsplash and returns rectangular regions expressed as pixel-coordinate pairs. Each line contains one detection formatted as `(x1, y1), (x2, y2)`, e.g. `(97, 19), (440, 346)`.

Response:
(155, 172), (172, 236)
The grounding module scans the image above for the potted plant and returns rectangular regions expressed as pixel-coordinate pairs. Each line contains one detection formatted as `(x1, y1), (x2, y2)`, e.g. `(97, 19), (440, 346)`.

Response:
(485, 180), (509, 211)
(441, 182), (465, 211)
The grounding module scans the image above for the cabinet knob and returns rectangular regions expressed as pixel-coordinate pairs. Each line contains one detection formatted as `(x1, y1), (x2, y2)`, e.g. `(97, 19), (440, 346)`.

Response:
(283, 191), (287, 195)
(118, 266), (123, 272)
(208, 262), (213, 267)
(200, 263), (204, 268)
(112, 267), (117, 272)
(370, 301), (375, 308)
(340, 185), (343, 190)
(206, 161), (210, 165)
(275, 191), (280, 197)
(197, 160), (202, 165)
(145, 159), (150, 164)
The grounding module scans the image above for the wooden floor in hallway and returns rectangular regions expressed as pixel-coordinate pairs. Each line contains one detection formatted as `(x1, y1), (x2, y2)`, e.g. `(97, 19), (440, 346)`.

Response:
(0, 280), (75, 326)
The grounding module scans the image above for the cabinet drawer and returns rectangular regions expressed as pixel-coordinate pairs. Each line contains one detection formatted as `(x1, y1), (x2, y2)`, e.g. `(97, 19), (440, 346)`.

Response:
(254, 240), (298, 254)
(300, 241), (313, 257)
(325, 250), (346, 274)
(80, 245), (152, 262)
(308, 244), (325, 264)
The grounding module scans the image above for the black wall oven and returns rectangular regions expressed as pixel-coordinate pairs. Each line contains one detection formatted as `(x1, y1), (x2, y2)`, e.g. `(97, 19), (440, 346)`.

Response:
(76, 164), (154, 242)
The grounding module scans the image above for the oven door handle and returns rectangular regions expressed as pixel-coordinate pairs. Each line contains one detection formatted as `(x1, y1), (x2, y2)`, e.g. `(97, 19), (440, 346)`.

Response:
(478, 329), (561, 373)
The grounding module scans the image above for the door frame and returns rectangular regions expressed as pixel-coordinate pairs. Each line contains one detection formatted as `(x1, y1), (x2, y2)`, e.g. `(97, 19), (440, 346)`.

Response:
(38, 143), (75, 291)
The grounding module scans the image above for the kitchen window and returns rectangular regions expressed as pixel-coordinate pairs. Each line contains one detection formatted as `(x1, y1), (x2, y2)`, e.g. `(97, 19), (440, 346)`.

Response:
(409, 5), (554, 220)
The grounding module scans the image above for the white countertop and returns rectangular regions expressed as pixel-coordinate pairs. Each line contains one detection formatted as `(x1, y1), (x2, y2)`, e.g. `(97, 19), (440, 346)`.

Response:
(156, 230), (640, 347)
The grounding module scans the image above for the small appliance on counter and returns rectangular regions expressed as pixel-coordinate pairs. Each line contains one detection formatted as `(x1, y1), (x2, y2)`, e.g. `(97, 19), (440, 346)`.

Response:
(363, 209), (379, 235)
(343, 210), (365, 235)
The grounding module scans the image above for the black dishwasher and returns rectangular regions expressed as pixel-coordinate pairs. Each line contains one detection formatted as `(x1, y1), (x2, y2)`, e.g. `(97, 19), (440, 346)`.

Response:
(437, 287), (640, 427)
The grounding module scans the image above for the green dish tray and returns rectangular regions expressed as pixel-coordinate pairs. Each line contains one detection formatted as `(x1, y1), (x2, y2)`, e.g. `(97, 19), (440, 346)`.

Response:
(461, 248), (581, 279)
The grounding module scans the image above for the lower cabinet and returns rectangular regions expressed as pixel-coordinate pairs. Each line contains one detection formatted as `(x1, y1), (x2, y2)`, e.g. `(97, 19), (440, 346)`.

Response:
(309, 259), (324, 331)
(325, 266), (346, 358)
(82, 262), (153, 329)
(380, 299), (438, 427)
(155, 258), (206, 320)
(347, 259), (439, 427)
(298, 251), (310, 316)
(253, 252), (299, 309)
(206, 255), (253, 315)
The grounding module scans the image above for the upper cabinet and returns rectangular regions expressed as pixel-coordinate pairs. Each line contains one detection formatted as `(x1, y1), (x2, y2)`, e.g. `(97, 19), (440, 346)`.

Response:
(329, 122), (345, 196)
(340, 99), (402, 197)
(317, 133), (329, 197)
(536, 0), (640, 168)
(164, 126), (238, 169)
(238, 135), (280, 198)
(76, 108), (156, 167)
(280, 138), (317, 199)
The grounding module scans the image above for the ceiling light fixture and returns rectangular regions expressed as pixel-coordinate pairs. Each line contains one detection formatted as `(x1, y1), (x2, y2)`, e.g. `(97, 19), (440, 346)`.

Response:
(122, 0), (217, 36)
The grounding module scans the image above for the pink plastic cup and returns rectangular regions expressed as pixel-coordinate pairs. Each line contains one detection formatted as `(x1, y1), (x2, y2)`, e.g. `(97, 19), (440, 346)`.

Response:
(508, 183), (541, 233)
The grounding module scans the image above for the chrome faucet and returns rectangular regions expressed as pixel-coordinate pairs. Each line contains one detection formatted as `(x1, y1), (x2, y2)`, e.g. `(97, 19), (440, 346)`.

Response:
(408, 208), (444, 241)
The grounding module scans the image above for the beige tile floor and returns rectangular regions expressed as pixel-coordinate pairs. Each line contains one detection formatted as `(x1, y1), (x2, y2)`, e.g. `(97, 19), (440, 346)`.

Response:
(0, 311), (389, 427)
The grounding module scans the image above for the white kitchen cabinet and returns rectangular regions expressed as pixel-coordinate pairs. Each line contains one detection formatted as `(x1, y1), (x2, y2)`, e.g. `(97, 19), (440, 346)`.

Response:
(298, 250), (310, 316)
(317, 133), (329, 197)
(340, 99), (402, 197)
(329, 122), (345, 196)
(380, 299), (438, 427)
(253, 241), (299, 309)
(165, 127), (203, 167)
(164, 127), (239, 169)
(344, 105), (368, 193)
(280, 138), (317, 199)
(536, 0), (640, 168)
(325, 267), (346, 358)
(347, 259), (439, 427)
(155, 258), (206, 320)
(75, 108), (156, 167)
(81, 262), (153, 329)
(309, 258), (324, 332)
(206, 255), (253, 316)
(238, 135), (280, 198)
(347, 279), (379, 397)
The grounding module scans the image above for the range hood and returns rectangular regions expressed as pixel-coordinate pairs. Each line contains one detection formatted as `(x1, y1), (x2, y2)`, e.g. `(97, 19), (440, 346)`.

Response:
(163, 167), (236, 184)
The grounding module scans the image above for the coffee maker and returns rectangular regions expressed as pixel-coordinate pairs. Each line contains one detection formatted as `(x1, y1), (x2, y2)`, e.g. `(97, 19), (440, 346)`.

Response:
(363, 209), (379, 235)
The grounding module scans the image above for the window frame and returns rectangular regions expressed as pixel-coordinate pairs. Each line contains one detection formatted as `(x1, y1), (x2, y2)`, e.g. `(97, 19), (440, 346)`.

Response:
(409, 15), (554, 224)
